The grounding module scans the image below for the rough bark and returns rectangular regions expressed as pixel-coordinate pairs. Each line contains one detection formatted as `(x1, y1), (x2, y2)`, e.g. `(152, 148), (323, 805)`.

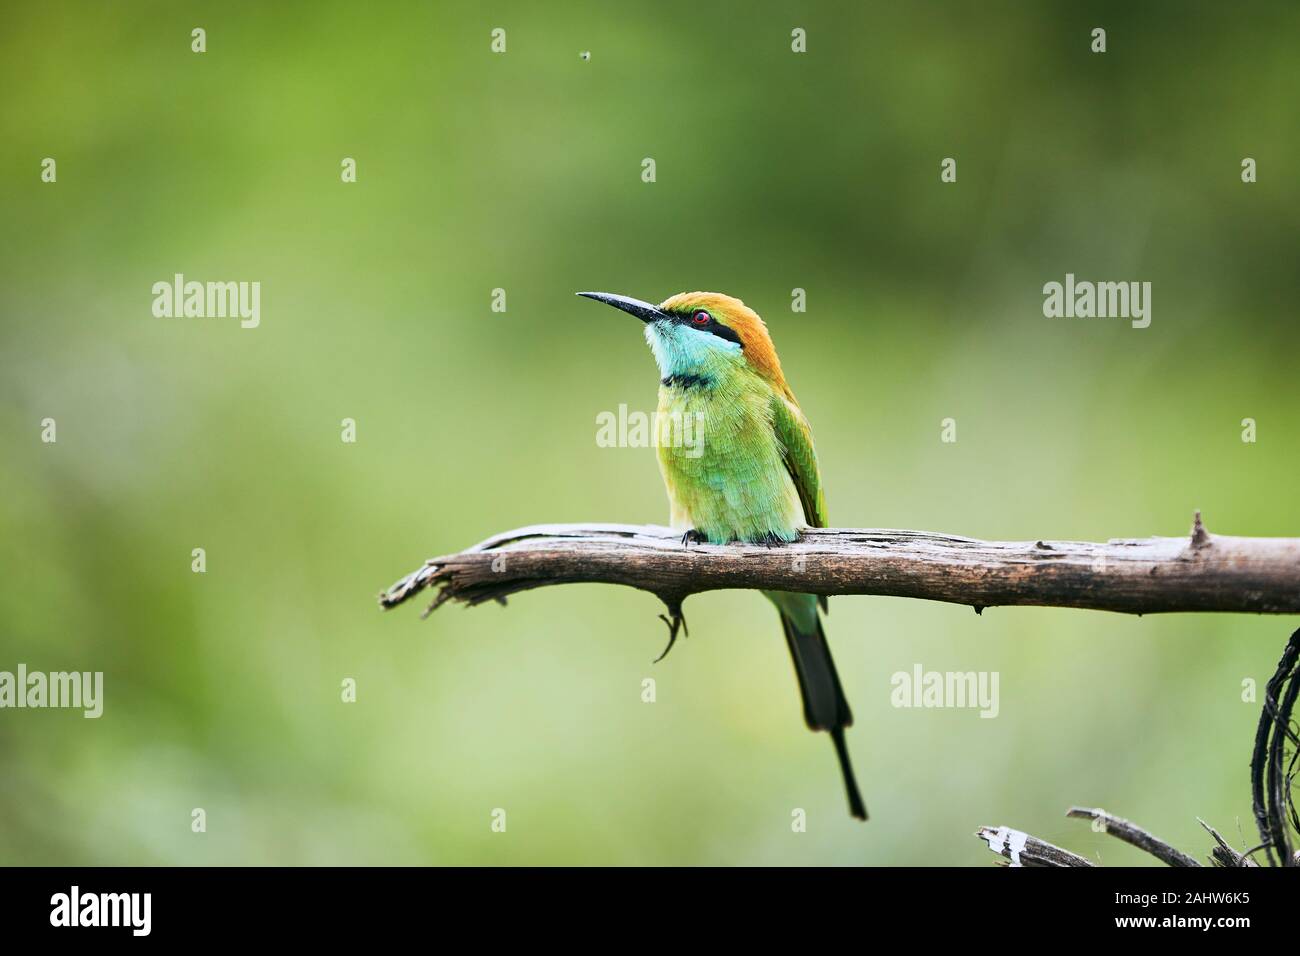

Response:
(379, 513), (1300, 618)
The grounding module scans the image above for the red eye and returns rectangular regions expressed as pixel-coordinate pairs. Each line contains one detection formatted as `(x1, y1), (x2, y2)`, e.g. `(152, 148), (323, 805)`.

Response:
(691, 310), (710, 325)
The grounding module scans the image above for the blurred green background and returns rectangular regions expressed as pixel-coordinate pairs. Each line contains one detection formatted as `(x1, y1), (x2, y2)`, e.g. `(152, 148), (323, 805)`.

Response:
(2, 1), (1298, 865)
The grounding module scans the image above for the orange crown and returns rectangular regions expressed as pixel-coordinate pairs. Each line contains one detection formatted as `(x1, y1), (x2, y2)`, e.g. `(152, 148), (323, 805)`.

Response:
(658, 291), (792, 398)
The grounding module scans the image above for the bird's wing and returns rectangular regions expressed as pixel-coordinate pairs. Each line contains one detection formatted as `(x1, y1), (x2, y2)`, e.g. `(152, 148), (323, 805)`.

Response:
(770, 394), (827, 529)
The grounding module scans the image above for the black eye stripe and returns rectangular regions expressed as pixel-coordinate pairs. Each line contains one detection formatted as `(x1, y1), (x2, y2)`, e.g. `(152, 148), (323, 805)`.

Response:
(672, 310), (743, 347)
(707, 322), (743, 346)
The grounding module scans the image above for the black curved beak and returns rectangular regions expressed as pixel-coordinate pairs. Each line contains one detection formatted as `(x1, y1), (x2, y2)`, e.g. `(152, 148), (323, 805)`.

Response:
(576, 291), (668, 324)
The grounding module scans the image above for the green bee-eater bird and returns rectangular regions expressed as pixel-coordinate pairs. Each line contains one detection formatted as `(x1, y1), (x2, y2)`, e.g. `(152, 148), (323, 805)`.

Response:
(578, 290), (867, 820)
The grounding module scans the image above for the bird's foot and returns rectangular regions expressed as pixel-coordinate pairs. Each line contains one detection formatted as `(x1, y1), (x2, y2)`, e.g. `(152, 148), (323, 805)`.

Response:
(653, 601), (689, 663)
(680, 529), (707, 548)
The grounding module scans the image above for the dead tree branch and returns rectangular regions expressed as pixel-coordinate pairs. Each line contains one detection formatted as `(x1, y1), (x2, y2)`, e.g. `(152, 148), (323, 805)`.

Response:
(979, 809), (1213, 867)
(976, 825), (1094, 867)
(980, 808), (1272, 868)
(1066, 807), (1201, 867)
(380, 513), (1300, 619)
(1198, 820), (1261, 867)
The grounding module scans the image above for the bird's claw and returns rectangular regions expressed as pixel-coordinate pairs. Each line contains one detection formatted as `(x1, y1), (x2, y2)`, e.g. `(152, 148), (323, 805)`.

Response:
(681, 529), (707, 548)
(653, 604), (689, 663)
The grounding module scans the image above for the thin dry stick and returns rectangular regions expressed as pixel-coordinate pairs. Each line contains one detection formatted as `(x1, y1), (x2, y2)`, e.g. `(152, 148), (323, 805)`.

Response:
(977, 811), (1213, 868)
(1198, 819), (1261, 867)
(380, 513), (1300, 621)
(1066, 807), (1201, 867)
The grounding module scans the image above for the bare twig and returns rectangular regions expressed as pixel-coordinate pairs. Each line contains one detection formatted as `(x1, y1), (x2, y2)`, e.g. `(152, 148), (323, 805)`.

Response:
(975, 826), (1094, 867)
(1198, 819), (1261, 867)
(1066, 807), (1201, 867)
(977, 812), (1218, 868)
(380, 514), (1300, 618)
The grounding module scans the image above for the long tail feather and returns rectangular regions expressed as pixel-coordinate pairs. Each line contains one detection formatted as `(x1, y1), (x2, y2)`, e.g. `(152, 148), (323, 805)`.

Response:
(777, 603), (867, 821)
(831, 727), (868, 820)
